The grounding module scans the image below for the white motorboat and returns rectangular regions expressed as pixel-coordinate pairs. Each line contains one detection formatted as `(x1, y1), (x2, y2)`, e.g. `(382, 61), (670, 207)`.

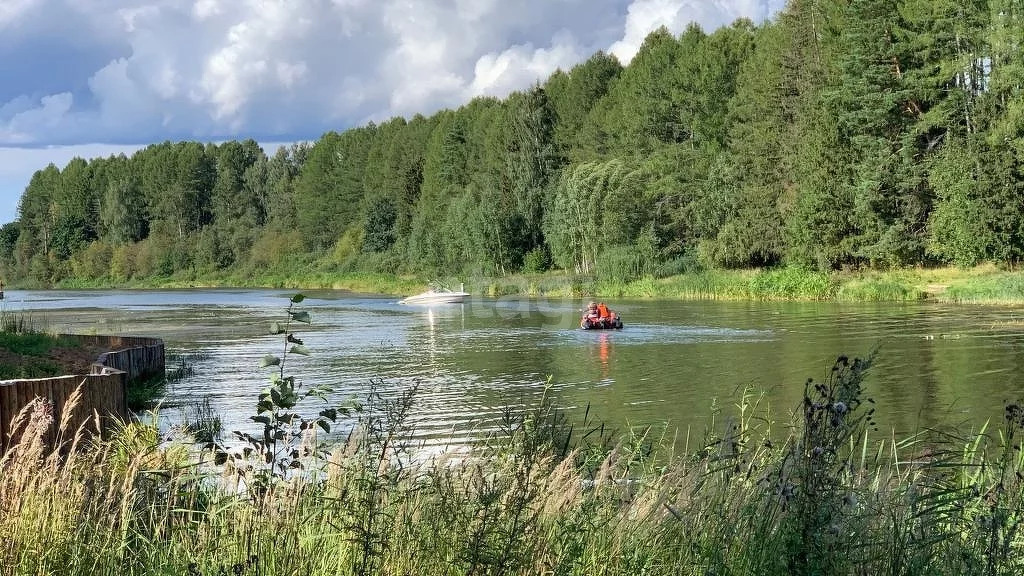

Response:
(399, 283), (469, 305)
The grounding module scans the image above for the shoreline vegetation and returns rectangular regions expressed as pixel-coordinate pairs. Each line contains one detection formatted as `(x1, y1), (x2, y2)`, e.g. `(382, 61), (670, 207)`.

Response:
(3, 354), (1023, 575)
(5, 296), (1021, 574)
(37, 263), (1024, 305)
(5, 2), (1024, 323)
(0, 311), (172, 409)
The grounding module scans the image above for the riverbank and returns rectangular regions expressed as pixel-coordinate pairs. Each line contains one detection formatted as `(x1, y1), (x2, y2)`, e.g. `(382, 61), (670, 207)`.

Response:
(2, 355), (1021, 575)
(43, 263), (1024, 304)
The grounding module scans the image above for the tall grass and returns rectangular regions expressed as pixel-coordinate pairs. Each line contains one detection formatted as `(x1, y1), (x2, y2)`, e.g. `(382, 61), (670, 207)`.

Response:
(600, 268), (836, 301)
(0, 309), (44, 334)
(940, 271), (1024, 304)
(3, 356), (1024, 575)
(48, 260), (1024, 304)
(0, 314), (77, 379)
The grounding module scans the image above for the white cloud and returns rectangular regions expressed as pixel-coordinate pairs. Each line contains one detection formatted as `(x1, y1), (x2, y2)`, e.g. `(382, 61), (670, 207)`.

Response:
(0, 0), (41, 28)
(192, 0), (222, 21)
(0, 0), (783, 147)
(2, 93), (74, 144)
(470, 32), (584, 98)
(609, 0), (781, 64)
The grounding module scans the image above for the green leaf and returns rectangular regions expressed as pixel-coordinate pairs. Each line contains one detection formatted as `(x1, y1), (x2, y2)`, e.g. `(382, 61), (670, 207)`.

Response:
(291, 294), (306, 303)
(260, 355), (280, 368)
(289, 310), (312, 324)
(270, 387), (283, 406)
(290, 344), (311, 356)
(317, 420), (331, 433)
(251, 415), (272, 426)
(269, 322), (283, 335)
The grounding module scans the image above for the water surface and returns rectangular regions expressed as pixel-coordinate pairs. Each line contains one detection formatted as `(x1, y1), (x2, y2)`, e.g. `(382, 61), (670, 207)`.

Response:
(4, 288), (1021, 445)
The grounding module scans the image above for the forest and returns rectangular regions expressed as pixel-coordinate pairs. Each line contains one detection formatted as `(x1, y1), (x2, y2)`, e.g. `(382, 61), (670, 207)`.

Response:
(2, 0), (1023, 287)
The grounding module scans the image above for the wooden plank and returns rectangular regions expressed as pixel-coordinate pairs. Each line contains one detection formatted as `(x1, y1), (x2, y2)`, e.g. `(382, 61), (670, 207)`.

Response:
(0, 335), (164, 452)
(0, 383), (13, 452)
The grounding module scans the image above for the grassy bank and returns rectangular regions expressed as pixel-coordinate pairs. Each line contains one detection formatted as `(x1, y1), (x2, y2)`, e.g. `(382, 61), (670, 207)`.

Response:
(0, 331), (74, 379)
(0, 312), (168, 408)
(3, 355), (1023, 576)
(44, 263), (1024, 304)
(0, 310), (72, 379)
(451, 264), (1024, 304)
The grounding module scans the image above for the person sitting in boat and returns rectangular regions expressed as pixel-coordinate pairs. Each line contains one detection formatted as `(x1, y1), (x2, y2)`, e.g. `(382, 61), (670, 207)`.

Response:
(581, 300), (623, 329)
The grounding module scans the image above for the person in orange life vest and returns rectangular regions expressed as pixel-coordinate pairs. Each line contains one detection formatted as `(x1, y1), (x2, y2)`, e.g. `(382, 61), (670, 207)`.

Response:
(596, 302), (610, 320)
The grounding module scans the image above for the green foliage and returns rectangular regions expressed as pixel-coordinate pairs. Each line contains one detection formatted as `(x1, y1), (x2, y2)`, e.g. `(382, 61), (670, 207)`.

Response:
(835, 277), (922, 301)
(545, 159), (647, 275)
(294, 129), (375, 252)
(6, 4), (1024, 287)
(522, 246), (551, 273)
(942, 272), (1024, 304)
(0, 331), (74, 379)
(747, 267), (836, 300)
(652, 252), (703, 278)
(331, 226), (364, 267)
(223, 294), (349, 489)
(545, 52), (622, 160)
(100, 174), (148, 244)
(594, 245), (651, 283)
(9, 353), (1024, 574)
(362, 197), (398, 253)
(927, 138), (995, 266)
(248, 227), (305, 271)
(69, 240), (113, 280)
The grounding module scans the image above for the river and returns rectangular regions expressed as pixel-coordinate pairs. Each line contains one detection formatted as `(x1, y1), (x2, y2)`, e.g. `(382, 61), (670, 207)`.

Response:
(3, 288), (1022, 447)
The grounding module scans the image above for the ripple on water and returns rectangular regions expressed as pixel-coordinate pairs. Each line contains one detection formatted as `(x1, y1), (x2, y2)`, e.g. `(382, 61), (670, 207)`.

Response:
(564, 324), (775, 345)
(15, 290), (1024, 450)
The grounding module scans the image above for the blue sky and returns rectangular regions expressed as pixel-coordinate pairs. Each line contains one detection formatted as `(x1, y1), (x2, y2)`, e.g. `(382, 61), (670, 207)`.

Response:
(0, 0), (785, 225)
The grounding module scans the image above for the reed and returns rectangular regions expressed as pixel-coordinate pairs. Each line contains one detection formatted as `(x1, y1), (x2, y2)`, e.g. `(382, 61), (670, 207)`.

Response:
(48, 260), (1024, 304)
(939, 271), (1024, 304)
(3, 353), (1024, 576)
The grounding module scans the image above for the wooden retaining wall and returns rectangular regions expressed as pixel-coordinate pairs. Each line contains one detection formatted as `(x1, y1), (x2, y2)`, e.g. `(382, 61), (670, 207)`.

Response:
(0, 372), (126, 452)
(0, 335), (165, 452)
(72, 335), (166, 382)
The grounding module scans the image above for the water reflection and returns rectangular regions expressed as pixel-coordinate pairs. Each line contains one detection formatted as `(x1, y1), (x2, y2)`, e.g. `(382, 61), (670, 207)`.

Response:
(598, 332), (611, 379)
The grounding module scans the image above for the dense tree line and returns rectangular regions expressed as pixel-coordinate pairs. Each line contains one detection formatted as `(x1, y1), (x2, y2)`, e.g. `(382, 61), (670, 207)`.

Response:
(4, 0), (1024, 285)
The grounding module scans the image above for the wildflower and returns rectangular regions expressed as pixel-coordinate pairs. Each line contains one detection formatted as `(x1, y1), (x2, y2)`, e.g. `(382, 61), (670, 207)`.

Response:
(812, 446), (825, 457)
(832, 401), (847, 414)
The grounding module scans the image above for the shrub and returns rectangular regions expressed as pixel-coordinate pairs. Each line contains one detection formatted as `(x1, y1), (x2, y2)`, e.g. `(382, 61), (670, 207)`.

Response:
(595, 245), (648, 283)
(70, 240), (113, 280)
(652, 252), (704, 278)
(109, 243), (138, 281)
(522, 247), (552, 273)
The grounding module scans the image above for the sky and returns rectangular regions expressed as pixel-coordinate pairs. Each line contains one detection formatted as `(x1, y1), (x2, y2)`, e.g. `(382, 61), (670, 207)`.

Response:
(0, 0), (786, 225)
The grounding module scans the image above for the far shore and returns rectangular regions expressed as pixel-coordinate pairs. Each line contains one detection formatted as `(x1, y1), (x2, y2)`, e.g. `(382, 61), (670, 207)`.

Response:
(19, 263), (1024, 306)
